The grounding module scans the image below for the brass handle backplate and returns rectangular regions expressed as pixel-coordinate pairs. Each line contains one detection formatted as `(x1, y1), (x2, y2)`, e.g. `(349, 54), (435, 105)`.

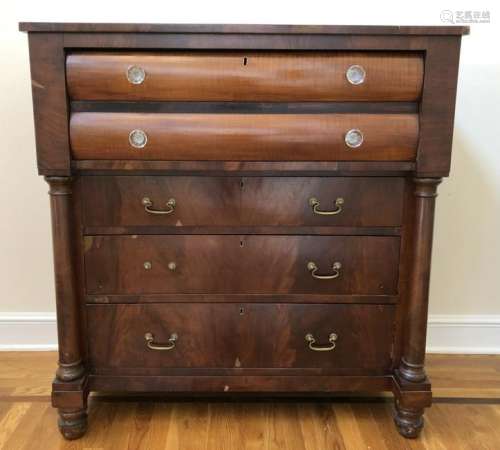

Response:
(305, 333), (338, 352)
(307, 261), (342, 280)
(309, 197), (344, 215)
(144, 332), (178, 351)
(142, 197), (176, 215)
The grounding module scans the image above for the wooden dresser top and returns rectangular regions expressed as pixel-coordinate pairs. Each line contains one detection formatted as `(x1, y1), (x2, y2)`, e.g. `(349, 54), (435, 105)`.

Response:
(19, 23), (469, 35)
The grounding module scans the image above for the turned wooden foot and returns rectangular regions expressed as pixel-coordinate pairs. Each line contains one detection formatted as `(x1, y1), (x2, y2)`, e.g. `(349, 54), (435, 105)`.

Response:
(58, 408), (87, 440)
(394, 404), (424, 438)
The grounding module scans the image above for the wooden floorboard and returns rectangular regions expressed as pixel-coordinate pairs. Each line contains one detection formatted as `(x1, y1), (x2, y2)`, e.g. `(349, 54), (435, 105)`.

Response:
(0, 352), (498, 448)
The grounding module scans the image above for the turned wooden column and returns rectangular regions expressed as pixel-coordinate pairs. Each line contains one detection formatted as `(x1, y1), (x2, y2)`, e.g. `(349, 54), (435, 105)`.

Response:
(45, 177), (85, 382)
(399, 177), (442, 382)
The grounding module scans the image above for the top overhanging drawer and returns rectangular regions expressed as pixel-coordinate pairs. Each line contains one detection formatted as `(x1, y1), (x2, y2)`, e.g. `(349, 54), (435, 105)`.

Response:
(66, 51), (424, 102)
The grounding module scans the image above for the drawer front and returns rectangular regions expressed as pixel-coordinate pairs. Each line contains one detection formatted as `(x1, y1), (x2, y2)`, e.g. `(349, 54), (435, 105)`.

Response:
(84, 235), (399, 295)
(70, 113), (418, 161)
(87, 303), (395, 370)
(82, 176), (405, 228)
(67, 51), (423, 101)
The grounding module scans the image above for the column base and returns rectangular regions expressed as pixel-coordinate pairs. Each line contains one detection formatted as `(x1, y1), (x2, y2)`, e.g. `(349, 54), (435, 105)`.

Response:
(56, 360), (86, 382)
(398, 357), (427, 383)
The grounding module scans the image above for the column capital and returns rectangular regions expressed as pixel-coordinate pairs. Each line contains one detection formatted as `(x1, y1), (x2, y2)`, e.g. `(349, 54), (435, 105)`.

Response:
(413, 177), (442, 198)
(45, 176), (73, 196)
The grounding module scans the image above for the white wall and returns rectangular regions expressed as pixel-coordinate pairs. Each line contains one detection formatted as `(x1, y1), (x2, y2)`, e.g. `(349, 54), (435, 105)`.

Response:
(1, 1), (499, 350)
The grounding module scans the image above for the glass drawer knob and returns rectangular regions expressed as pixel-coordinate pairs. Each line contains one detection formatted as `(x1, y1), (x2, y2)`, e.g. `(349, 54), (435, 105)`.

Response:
(345, 129), (364, 148)
(346, 65), (366, 85)
(127, 65), (146, 84)
(129, 129), (148, 149)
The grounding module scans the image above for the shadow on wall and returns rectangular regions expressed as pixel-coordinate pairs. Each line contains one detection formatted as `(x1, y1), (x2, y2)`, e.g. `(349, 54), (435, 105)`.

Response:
(430, 125), (500, 315)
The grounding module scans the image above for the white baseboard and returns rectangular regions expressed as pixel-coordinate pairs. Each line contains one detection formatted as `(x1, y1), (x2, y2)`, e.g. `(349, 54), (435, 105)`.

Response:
(427, 314), (500, 354)
(0, 312), (499, 354)
(0, 313), (57, 351)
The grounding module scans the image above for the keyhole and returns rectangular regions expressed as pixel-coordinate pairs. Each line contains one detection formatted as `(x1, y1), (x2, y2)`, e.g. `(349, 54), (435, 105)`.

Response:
(240, 239), (244, 247)
(243, 57), (248, 66)
(239, 307), (244, 315)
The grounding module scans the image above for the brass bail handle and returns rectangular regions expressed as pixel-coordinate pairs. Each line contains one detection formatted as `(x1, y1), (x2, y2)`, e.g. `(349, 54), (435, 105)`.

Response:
(142, 197), (176, 215)
(144, 332), (178, 351)
(309, 197), (344, 216)
(305, 333), (338, 351)
(307, 261), (342, 280)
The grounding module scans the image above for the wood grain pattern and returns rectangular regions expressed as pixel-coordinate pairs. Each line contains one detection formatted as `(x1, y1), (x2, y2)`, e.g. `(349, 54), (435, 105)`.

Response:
(73, 160), (417, 176)
(20, 22), (470, 34)
(88, 375), (393, 393)
(70, 112), (419, 161)
(71, 100), (419, 114)
(86, 303), (394, 371)
(85, 293), (399, 305)
(1, 400), (499, 449)
(27, 34), (71, 175)
(81, 176), (404, 228)
(57, 33), (436, 55)
(82, 226), (402, 237)
(399, 178), (441, 383)
(67, 51), (423, 101)
(84, 235), (400, 295)
(416, 37), (462, 176)
(45, 178), (85, 383)
(391, 178), (414, 369)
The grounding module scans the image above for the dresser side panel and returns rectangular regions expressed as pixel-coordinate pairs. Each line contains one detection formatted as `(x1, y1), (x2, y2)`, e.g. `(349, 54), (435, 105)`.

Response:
(27, 33), (70, 175)
(417, 36), (462, 176)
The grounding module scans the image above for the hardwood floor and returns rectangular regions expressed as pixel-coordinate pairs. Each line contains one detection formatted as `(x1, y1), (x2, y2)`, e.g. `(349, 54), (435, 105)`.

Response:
(0, 352), (499, 449)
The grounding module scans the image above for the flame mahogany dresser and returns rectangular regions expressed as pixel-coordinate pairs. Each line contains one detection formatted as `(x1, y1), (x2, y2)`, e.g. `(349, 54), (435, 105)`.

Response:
(20, 23), (468, 439)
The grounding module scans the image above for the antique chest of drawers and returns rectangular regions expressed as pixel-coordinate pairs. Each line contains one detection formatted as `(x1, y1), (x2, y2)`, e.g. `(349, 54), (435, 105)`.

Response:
(20, 22), (468, 440)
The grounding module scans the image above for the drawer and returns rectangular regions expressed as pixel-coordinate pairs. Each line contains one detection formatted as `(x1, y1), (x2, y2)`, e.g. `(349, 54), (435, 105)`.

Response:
(82, 176), (404, 228)
(84, 235), (400, 295)
(87, 303), (395, 370)
(70, 113), (418, 161)
(67, 51), (423, 101)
